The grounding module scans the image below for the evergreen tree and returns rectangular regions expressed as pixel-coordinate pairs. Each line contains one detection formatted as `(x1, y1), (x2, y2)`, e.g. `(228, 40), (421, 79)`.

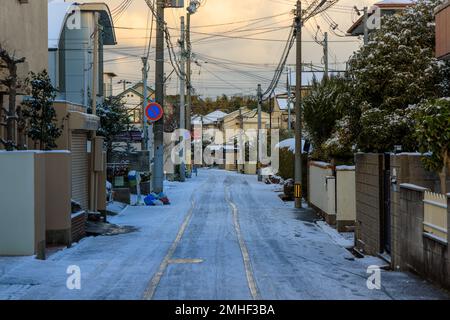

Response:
(93, 97), (131, 156)
(21, 70), (61, 150)
(303, 76), (350, 159)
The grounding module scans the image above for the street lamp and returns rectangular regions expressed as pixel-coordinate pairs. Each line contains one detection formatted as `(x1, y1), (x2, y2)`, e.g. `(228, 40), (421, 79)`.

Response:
(187, 0), (200, 14)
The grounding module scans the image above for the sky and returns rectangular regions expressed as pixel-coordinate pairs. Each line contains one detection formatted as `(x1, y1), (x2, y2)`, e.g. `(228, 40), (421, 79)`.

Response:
(82, 0), (378, 98)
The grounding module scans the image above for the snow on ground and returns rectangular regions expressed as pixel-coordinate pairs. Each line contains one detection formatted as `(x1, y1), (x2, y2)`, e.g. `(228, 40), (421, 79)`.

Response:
(0, 169), (448, 300)
(316, 221), (354, 249)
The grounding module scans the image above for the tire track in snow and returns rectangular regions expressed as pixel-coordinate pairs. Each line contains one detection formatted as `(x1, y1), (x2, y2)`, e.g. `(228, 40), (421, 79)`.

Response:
(225, 185), (261, 300)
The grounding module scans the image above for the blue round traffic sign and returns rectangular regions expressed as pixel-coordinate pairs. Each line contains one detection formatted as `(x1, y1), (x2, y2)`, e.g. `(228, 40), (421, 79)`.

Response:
(145, 102), (163, 122)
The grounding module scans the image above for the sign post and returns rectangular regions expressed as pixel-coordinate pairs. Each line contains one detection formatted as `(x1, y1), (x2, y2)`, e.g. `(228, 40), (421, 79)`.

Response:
(145, 102), (164, 123)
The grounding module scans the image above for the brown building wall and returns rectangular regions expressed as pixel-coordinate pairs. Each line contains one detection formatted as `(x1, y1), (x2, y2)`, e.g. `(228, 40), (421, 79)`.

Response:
(435, 0), (450, 60)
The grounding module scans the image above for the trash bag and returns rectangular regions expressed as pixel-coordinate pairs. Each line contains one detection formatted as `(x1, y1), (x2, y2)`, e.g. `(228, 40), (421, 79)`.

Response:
(144, 194), (156, 206)
(153, 200), (164, 206)
(160, 197), (170, 205)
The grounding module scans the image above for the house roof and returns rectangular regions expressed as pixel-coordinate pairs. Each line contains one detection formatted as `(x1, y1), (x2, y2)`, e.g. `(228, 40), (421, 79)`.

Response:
(116, 82), (154, 99)
(192, 110), (228, 125)
(435, 0), (450, 14)
(346, 0), (413, 35)
(276, 98), (291, 111)
(48, 1), (117, 50)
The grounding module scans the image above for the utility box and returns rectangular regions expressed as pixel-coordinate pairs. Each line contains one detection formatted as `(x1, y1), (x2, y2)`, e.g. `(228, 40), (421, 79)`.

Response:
(165, 0), (184, 8)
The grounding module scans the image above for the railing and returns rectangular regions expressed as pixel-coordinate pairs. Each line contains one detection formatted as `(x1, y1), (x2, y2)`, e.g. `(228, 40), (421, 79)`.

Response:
(423, 191), (448, 243)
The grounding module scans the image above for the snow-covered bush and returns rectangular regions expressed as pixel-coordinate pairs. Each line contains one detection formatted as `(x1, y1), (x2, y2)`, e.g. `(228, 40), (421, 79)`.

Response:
(347, 0), (450, 152)
(21, 70), (61, 150)
(323, 116), (355, 161)
(92, 97), (132, 158)
(303, 76), (350, 159)
(414, 98), (450, 193)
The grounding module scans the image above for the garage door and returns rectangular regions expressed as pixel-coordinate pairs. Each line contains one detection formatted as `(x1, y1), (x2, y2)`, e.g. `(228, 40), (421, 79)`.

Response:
(71, 133), (89, 210)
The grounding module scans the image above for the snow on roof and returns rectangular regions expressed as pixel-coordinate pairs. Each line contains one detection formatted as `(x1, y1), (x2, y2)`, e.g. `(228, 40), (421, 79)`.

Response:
(48, 1), (76, 49)
(276, 98), (292, 111)
(192, 110), (228, 125)
(374, 0), (413, 5)
(275, 138), (311, 153)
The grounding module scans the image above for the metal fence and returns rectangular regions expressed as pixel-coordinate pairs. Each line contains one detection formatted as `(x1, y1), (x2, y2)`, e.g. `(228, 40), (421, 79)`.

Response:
(423, 191), (448, 242)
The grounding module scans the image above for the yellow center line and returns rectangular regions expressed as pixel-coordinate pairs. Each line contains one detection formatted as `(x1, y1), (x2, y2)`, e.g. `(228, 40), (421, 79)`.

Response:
(142, 198), (196, 300)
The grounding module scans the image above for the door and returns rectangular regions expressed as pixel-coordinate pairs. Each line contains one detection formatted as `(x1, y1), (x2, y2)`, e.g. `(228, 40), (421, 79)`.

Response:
(71, 133), (89, 210)
(383, 153), (391, 253)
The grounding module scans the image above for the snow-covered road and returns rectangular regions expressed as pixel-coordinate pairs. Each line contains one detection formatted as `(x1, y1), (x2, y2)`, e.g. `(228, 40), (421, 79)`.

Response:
(0, 169), (448, 300)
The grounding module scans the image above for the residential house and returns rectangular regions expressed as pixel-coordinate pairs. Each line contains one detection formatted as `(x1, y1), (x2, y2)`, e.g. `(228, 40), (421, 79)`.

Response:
(48, 1), (117, 212)
(192, 110), (228, 143)
(347, 0), (413, 37)
(435, 0), (450, 60)
(213, 107), (271, 172)
(0, 0), (48, 149)
(103, 72), (117, 99)
(115, 82), (155, 151)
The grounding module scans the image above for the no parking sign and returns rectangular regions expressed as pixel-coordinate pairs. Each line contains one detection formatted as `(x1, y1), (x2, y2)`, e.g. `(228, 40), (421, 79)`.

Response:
(145, 102), (164, 122)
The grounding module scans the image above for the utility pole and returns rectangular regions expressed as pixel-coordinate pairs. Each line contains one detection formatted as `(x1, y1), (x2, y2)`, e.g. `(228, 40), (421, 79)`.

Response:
(186, 12), (192, 137)
(179, 16), (186, 182)
(118, 79), (131, 92)
(294, 0), (303, 209)
(257, 84), (262, 181)
(152, 0), (165, 193)
(363, 7), (369, 45)
(287, 66), (292, 133)
(323, 32), (329, 78)
(90, 12), (99, 213)
(142, 56), (149, 151)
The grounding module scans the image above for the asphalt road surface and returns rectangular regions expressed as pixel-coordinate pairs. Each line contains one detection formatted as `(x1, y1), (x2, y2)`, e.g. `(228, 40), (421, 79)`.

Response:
(0, 169), (448, 300)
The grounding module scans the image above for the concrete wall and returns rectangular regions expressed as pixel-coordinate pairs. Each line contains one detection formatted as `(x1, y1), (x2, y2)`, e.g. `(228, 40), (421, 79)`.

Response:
(44, 152), (72, 246)
(390, 154), (450, 267)
(0, 151), (46, 258)
(397, 184), (449, 289)
(355, 153), (383, 255)
(308, 161), (336, 224)
(356, 152), (450, 260)
(336, 167), (356, 232)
